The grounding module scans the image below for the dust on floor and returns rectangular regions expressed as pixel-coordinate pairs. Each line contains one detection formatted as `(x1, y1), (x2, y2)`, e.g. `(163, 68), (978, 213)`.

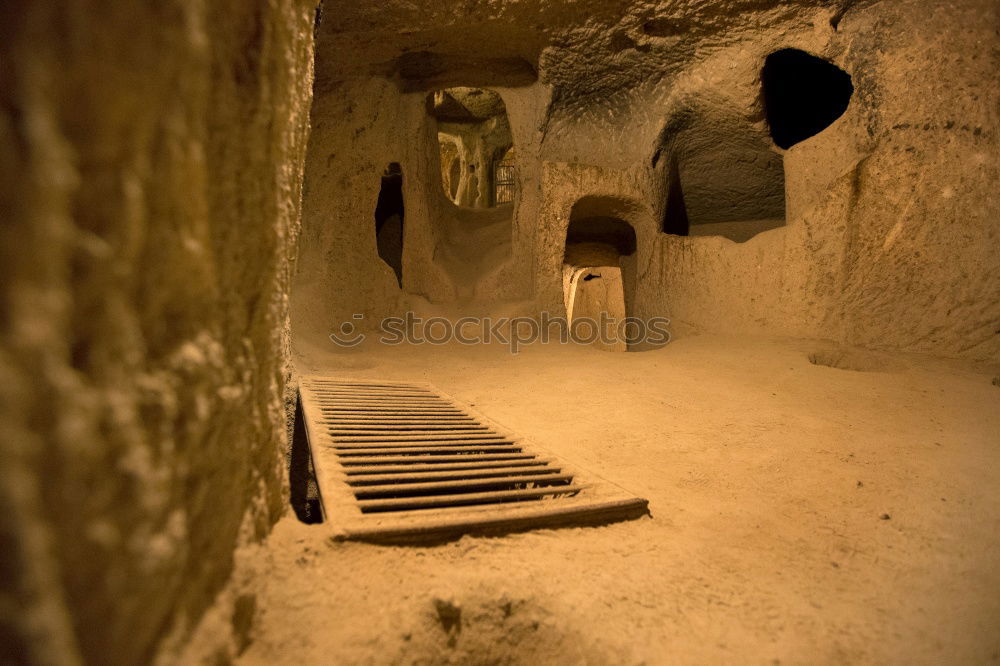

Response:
(235, 334), (1000, 664)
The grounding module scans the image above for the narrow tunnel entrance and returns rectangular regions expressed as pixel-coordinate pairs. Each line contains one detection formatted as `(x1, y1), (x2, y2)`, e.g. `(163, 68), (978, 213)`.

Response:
(375, 162), (404, 287)
(661, 157), (690, 236)
(563, 201), (638, 351)
(565, 266), (628, 352)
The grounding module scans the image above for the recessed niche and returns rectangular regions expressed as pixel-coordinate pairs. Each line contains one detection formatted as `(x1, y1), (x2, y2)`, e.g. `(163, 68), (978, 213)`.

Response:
(642, 17), (686, 38)
(374, 162), (404, 287)
(657, 130), (786, 242)
(808, 348), (905, 373)
(429, 87), (515, 209)
(661, 157), (690, 236)
(566, 216), (637, 256)
(762, 48), (854, 149)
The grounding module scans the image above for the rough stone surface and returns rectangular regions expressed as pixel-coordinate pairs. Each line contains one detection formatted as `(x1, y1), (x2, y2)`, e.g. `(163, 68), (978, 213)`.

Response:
(2, 0), (998, 663)
(0, 1), (316, 663)
(301, 0), (999, 361)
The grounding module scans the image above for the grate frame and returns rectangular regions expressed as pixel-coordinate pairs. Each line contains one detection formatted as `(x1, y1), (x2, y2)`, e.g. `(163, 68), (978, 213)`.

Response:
(299, 376), (648, 542)
(494, 158), (516, 204)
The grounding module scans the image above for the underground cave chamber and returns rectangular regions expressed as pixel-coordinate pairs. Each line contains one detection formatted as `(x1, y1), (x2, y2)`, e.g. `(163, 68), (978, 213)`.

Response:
(3, 0), (999, 663)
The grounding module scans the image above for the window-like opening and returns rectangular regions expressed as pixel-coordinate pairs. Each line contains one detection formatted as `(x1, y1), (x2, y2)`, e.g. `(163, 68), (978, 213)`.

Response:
(438, 140), (461, 202)
(374, 162), (404, 287)
(656, 130), (785, 242)
(762, 48), (854, 149)
(429, 87), (514, 208)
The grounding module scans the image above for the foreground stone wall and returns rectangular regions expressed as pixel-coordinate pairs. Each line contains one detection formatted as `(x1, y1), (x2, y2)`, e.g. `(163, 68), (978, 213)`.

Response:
(302, 0), (998, 361)
(0, 1), (316, 663)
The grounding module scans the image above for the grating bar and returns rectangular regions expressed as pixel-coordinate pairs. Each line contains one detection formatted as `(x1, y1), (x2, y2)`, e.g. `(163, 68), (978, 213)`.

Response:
(346, 465), (563, 484)
(324, 421), (480, 426)
(323, 414), (479, 424)
(320, 405), (462, 412)
(329, 430), (493, 437)
(334, 445), (523, 456)
(337, 453), (537, 465)
(318, 402), (455, 408)
(357, 485), (587, 513)
(311, 380), (428, 391)
(318, 402), (457, 409)
(328, 424), (491, 431)
(316, 392), (445, 396)
(309, 377), (423, 388)
(351, 473), (574, 498)
(318, 404), (455, 409)
(316, 410), (462, 416)
(326, 423), (482, 427)
(322, 410), (461, 415)
(331, 440), (518, 449)
(325, 433), (511, 442)
(317, 394), (437, 400)
(312, 386), (441, 398)
(319, 407), (465, 412)
(327, 420), (487, 426)
(342, 459), (555, 475)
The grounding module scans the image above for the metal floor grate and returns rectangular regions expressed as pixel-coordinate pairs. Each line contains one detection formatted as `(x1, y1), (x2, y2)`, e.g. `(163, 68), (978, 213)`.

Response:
(299, 377), (649, 542)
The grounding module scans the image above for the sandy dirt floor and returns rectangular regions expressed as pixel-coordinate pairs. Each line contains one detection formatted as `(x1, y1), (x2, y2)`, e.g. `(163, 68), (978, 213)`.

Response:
(236, 334), (999, 664)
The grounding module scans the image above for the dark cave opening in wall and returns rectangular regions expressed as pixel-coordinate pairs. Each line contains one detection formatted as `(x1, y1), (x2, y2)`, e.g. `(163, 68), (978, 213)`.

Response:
(656, 137), (785, 243)
(374, 162), (404, 287)
(762, 48), (854, 149)
(289, 393), (322, 524)
(662, 157), (690, 236)
(566, 216), (637, 256)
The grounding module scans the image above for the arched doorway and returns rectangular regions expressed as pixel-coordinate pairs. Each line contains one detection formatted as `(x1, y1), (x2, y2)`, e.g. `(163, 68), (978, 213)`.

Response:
(562, 200), (638, 351)
(374, 162), (404, 287)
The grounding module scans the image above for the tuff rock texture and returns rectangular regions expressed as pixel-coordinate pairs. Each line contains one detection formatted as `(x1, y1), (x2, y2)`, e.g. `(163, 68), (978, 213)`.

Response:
(0, 1), (316, 663)
(2, 0), (998, 663)
(298, 0), (999, 361)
